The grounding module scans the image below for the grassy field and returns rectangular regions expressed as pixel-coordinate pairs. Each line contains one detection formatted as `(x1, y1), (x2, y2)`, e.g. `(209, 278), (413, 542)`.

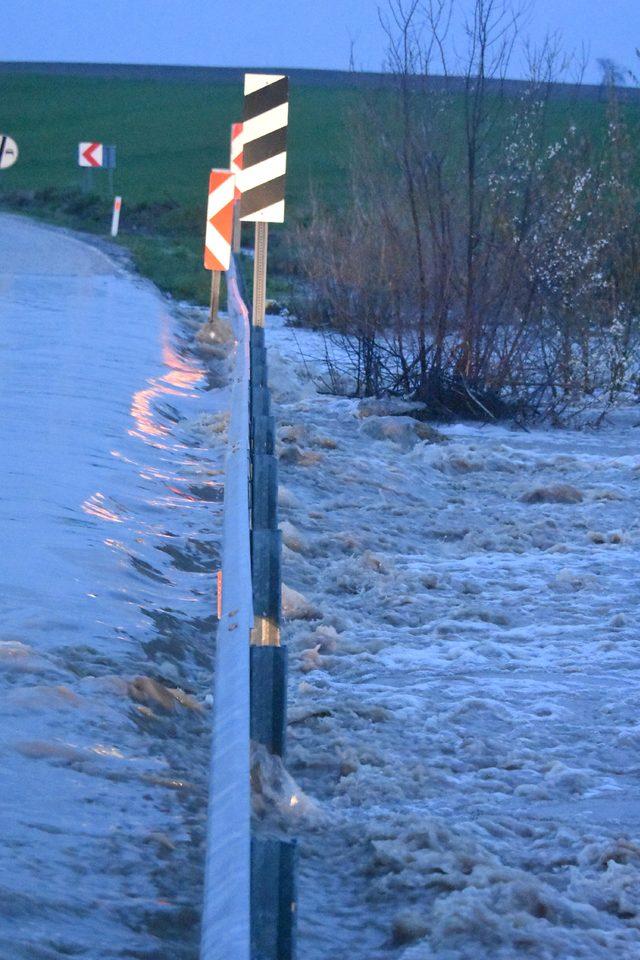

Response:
(0, 72), (355, 304)
(0, 74), (355, 207)
(0, 69), (636, 306)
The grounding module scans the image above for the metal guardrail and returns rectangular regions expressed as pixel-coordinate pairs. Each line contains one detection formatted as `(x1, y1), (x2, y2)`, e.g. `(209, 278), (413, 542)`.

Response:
(200, 258), (294, 960)
(201, 257), (252, 960)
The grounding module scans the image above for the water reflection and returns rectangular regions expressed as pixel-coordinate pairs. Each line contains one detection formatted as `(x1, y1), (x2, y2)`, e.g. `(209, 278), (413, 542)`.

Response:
(129, 319), (204, 444)
(82, 491), (123, 523)
(0, 217), (225, 958)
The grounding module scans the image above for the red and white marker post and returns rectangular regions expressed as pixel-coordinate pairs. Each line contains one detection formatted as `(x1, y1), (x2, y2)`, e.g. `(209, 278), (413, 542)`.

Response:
(110, 196), (122, 237)
(204, 169), (235, 323)
(230, 122), (243, 253)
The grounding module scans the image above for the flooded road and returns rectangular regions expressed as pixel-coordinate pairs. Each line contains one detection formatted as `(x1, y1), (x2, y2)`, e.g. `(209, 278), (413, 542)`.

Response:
(0, 215), (224, 959)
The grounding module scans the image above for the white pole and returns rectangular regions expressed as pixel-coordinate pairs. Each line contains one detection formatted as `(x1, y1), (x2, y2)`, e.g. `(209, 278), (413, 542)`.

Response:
(110, 196), (122, 237)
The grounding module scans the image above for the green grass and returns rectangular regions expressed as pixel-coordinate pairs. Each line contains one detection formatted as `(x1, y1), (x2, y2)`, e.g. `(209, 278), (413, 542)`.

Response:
(1, 71), (637, 305)
(0, 75), (357, 208)
(0, 73), (355, 303)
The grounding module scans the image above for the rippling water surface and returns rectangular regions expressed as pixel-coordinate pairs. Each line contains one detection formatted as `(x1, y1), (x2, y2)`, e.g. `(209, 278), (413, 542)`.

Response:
(0, 215), (224, 959)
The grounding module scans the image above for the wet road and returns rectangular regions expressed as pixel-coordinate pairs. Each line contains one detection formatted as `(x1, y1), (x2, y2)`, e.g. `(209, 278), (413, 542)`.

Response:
(0, 215), (223, 959)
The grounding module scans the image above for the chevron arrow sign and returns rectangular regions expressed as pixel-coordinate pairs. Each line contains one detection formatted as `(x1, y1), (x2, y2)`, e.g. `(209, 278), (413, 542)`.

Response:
(204, 169), (235, 272)
(78, 142), (104, 168)
(239, 74), (288, 223)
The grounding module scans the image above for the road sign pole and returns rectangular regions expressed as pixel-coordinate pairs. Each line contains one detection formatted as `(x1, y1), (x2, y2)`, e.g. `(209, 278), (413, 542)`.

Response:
(233, 206), (242, 253)
(210, 270), (221, 323)
(252, 222), (269, 329)
(108, 168), (114, 197)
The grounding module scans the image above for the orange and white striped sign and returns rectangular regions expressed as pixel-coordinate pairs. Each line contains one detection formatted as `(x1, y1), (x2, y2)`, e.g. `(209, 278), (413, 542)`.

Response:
(204, 169), (235, 272)
(230, 123), (243, 200)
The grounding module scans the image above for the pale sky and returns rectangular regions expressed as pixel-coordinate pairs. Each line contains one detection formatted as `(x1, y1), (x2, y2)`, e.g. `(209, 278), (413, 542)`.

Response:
(1, 0), (638, 84)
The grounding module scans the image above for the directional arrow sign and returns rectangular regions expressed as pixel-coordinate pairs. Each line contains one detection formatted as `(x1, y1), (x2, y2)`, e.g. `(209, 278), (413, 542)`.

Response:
(204, 170), (235, 272)
(0, 135), (19, 170)
(230, 122), (243, 200)
(78, 142), (104, 168)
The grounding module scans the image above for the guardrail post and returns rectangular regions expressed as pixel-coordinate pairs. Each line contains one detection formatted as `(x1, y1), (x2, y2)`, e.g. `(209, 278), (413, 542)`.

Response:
(250, 644), (287, 756)
(251, 384), (271, 419)
(251, 455), (278, 530)
(251, 838), (296, 960)
(248, 245), (294, 958)
(251, 344), (268, 380)
(249, 335), (281, 652)
(252, 415), (275, 455)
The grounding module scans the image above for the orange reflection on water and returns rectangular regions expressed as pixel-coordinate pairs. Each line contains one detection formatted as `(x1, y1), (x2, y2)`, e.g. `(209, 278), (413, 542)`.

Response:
(129, 318), (204, 443)
(161, 339), (203, 392)
(130, 386), (170, 439)
(82, 492), (123, 523)
(165, 484), (199, 502)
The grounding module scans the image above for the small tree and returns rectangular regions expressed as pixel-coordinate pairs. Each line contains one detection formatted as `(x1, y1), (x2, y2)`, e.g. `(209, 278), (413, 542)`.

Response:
(294, 1), (640, 422)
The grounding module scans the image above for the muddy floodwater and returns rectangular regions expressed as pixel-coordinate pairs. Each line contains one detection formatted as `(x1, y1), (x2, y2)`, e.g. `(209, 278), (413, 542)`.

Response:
(0, 215), (224, 959)
(264, 318), (640, 960)
(2, 213), (640, 960)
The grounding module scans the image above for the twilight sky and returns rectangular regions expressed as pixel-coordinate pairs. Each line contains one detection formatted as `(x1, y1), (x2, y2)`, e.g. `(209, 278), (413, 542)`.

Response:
(1, 0), (638, 84)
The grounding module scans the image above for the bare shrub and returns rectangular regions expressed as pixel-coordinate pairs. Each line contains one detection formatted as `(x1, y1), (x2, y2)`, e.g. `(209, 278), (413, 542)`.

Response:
(293, 0), (640, 423)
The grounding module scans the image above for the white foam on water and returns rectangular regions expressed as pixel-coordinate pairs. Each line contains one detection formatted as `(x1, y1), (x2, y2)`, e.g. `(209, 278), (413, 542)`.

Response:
(265, 312), (640, 959)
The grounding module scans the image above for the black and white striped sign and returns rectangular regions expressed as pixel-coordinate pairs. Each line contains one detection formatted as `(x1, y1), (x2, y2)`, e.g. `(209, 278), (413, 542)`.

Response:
(239, 74), (288, 224)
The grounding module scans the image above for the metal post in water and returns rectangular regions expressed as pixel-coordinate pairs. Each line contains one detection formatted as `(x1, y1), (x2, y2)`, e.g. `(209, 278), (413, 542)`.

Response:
(249, 334), (281, 649)
(251, 837), (296, 960)
(210, 271), (221, 324)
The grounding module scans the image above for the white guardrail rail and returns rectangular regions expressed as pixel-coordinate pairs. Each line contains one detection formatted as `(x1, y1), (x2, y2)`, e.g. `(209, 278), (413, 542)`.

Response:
(201, 256), (252, 960)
